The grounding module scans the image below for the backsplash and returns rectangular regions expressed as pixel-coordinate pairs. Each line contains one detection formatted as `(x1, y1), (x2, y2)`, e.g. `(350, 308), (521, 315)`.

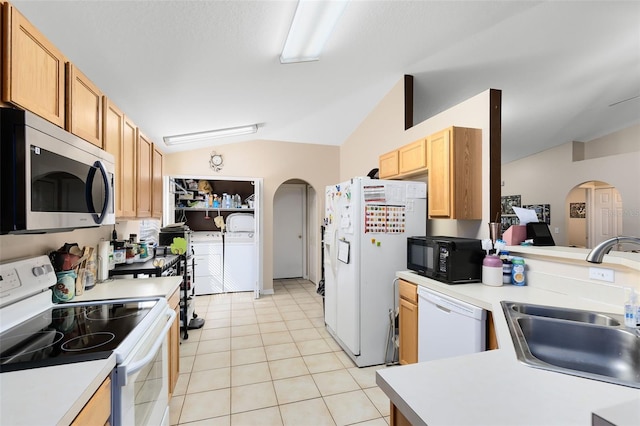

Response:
(0, 220), (149, 264)
(524, 256), (640, 311)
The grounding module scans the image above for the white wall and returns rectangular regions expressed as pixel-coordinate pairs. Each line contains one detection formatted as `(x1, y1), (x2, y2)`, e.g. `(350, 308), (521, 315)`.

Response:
(502, 125), (640, 246)
(340, 81), (495, 239)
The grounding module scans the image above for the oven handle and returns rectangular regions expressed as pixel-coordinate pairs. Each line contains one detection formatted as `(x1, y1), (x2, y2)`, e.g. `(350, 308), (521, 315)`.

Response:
(125, 309), (176, 376)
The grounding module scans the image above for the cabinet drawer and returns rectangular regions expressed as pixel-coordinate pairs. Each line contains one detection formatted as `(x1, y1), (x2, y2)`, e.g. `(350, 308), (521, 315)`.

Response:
(398, 279), (417, 304)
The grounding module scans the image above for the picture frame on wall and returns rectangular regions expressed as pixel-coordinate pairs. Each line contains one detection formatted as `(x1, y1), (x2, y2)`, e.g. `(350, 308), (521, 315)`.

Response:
(501, 195), (521, 215)
(570, 202), (586, 218)
(522, 204), (551, 224)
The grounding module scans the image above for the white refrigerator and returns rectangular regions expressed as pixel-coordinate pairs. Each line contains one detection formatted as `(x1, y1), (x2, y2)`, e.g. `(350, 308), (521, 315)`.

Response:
(324, 177), (427, 367)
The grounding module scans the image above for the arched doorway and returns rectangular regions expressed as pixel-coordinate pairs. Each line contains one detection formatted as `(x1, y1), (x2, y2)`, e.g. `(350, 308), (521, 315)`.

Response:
(273, 180), (319, 281)
(566, 181), (622, 248)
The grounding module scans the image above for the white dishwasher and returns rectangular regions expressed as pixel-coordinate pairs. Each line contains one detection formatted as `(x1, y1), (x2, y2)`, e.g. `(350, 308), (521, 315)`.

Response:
(417, 286), (486, 362)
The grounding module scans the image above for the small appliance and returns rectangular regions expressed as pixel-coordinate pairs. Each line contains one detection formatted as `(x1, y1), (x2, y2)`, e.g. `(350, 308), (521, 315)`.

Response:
(0, 108), (115, 234)
(407, 236), (484, 284)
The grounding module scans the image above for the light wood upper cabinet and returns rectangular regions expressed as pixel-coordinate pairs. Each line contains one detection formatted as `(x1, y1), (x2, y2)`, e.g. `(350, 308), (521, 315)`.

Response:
(379, 150), (399, 179)
(428, 126), (482, 219)
(399, 138), (427, 175)
(379, 138), (427, 179)
(122, 116), (138, 218)
(137, 132), (152, 218)
(151, 144), (163, 219)
(66, 63), (103, 147)
(103, 98), (124, 217)
(2, 2), (66, 126)
(398, 280), (418, 365)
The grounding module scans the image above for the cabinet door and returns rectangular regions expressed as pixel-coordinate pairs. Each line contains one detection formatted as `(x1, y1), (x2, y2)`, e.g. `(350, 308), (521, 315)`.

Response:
(399, 138), (427, 175)
(398, 298), (418, 365)
(450, 127), (482, 220)
(2, 3), (65, 126)
(122, 117), (138, 218)
(427, 129), (452, 217)
(167, 288), (180, 397)
(136, 132), (152, 218)
(66, 64), (103, 147)
(379, 150), (399, 178)
(151, 145), (163, 219)
(103, 98), (124, 217)
(71, 376), (111, 426)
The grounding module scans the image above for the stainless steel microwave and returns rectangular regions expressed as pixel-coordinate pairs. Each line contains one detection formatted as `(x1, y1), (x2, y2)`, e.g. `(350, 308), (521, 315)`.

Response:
(407, 236), (484, 284)
(1, 108), (115, 234)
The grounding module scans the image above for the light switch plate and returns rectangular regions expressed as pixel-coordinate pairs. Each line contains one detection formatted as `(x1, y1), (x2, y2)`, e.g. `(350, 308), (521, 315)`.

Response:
(588, 267), (615, 283)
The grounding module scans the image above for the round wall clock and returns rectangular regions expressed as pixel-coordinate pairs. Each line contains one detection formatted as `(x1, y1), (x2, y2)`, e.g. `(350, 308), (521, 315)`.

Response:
(209, 152), (224, 171)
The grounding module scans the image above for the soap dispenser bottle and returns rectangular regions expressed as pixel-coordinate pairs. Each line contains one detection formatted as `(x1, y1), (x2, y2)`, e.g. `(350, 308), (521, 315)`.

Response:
(624, 288), (638, 328)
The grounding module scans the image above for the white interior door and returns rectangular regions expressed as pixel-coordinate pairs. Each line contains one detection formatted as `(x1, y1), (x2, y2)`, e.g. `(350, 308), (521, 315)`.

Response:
(592, 187), (623, 248)
(273, 184), (306, 279)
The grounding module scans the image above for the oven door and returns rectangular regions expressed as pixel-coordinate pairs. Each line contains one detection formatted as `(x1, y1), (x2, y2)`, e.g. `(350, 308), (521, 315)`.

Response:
(112, 307), (176, 426)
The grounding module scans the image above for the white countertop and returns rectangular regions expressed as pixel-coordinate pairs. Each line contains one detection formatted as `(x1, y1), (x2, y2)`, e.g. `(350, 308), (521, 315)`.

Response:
(0, 276), (181, 425)
(377, 271), (640, 426)
(74, 276), (182, 302)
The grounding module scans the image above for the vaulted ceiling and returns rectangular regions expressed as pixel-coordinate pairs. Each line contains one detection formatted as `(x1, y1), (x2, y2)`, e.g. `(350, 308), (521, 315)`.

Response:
(13, 0), (640, 163)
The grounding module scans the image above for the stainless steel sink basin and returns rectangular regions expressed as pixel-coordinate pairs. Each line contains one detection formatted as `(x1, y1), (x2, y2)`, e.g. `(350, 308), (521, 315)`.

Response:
(509, 302), (620, 326)
(502, 301), (640, 388)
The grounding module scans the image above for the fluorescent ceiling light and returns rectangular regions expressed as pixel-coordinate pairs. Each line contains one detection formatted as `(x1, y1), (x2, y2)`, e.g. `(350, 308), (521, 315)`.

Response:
(280, 0), (349, 64)
(164, 124), (258, 145)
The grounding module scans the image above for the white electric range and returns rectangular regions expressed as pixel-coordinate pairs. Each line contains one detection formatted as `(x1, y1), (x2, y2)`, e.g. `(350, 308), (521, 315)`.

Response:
(0, 255), (175, 425)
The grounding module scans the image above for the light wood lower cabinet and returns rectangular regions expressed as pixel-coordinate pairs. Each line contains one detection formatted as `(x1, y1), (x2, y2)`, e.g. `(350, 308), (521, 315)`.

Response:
(398, 280), (418, 365)
(390, 402), (412, 426)
(71, 375), (111, 426)
(168, 287), (180, 397)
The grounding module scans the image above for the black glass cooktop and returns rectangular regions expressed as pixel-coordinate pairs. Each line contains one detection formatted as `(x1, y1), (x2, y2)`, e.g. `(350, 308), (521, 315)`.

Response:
(0, 300), (155, 373)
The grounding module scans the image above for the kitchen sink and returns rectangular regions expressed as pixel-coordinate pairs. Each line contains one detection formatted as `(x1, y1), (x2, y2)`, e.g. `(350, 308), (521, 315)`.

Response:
(509, 302), (620, 326)
(502, 301), (640, 388)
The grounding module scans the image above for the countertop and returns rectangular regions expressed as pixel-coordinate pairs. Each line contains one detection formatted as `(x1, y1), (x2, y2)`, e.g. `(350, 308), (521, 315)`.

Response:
(377, 270), (640, 426)
(0, 276), (182, 425)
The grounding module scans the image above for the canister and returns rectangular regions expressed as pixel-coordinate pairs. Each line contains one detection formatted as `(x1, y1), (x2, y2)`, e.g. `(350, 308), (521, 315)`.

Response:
(482, 255), (503, 286)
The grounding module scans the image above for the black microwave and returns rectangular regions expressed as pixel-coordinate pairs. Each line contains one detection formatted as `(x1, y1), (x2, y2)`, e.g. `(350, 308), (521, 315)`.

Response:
(407, 236), (484, 284)
(0, 108), (115, 234)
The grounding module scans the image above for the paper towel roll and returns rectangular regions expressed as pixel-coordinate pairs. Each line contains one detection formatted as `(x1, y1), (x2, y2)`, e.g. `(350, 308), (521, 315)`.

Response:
(98, 241), (110, 281)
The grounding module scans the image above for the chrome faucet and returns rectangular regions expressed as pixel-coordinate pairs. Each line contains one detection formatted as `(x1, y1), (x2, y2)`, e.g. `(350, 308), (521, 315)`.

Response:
(586, 236), (640, 263)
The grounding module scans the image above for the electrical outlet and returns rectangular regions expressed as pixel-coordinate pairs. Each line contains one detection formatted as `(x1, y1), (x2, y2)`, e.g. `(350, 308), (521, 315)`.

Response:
(589, 267), (615, 283)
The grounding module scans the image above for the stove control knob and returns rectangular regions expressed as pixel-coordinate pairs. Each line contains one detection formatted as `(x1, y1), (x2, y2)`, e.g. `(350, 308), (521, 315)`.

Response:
(44, 264), (54, 273)
(32, 266), (45, 276)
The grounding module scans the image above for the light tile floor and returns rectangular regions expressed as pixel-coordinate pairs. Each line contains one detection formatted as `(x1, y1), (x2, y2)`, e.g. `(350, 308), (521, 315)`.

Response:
(169, 279), (393, 426)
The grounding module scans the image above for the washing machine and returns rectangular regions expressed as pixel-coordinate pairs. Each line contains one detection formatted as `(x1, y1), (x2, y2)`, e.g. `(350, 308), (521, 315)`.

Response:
(192, 232), (224, 295)
(224, 214), (257, 293)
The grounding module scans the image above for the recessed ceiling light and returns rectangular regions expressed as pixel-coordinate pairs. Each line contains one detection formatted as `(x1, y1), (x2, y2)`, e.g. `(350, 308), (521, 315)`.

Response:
(280, 0), (349, 64)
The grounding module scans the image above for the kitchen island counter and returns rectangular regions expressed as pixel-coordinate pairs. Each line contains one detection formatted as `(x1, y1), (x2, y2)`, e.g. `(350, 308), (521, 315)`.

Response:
(377, 269), (640, 425)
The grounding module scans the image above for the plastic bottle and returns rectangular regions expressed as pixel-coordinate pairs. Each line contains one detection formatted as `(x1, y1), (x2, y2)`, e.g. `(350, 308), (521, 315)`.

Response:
(624, 288), (638, 328)
(511, 257), (526, 286)
(482, 255), (503, 286)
